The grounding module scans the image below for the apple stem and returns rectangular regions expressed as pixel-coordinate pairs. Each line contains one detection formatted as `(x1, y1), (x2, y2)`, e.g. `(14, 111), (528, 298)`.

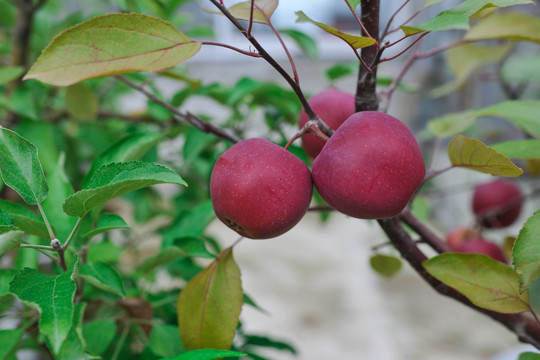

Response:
(284, 120), (332, 150)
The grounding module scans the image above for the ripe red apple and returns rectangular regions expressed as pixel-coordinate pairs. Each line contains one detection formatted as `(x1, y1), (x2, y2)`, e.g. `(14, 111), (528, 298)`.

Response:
(298, 89), (355, 159)
(210, 138), (313, 239)
(472, 179), (522, 228)
(455, 238), (507, 263)
(445, 227), (479, 250)
(312, 111), (425, 219)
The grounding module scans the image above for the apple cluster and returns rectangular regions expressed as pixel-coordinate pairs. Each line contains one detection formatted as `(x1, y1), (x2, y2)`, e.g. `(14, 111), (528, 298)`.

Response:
(210, 89), (426, 239)
(445, 179), (523, 262)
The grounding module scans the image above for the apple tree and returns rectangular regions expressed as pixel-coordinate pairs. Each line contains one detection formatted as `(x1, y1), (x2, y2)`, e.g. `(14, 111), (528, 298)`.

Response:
(1, 0), (540, 359)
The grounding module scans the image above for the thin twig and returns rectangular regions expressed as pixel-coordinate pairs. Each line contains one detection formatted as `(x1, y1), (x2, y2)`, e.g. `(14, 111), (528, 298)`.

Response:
(36, 202), (55, 241)
(116, 75), (240, 143)
(381, 0), (411, 39)
(202, 41), (261, 57)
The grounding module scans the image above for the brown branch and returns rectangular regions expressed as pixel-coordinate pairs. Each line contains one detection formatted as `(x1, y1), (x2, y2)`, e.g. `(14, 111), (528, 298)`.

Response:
(398, 210), (451, 253)
(378, 217), (540, 350)
(356, 0), (381, 112)
(115, 75), (240, 144)
(207, 0), (318, 121)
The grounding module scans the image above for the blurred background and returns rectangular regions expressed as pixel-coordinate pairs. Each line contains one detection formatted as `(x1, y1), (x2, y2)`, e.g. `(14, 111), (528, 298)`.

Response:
(2, 0), (540, 358)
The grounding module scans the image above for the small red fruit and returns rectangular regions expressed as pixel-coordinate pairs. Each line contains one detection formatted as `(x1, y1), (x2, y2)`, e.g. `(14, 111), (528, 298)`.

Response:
(455, 238), (507, 263)
(298, 89), (355, 159)
(210, 138), (313, 239)
(445, 227), (479, 251)
(312, 111), (425, 219)
(472, 179), (522, 228)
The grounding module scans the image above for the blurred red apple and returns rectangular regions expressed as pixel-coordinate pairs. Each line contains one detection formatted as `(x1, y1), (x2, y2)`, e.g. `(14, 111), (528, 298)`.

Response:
(472, 179), (522, 228)
(298, 89), (355, 159)
(210, 138), (313, 239)
(445, 227), (479, 250)
(312, 111), (425, 219)
(455, 238), (507, 263)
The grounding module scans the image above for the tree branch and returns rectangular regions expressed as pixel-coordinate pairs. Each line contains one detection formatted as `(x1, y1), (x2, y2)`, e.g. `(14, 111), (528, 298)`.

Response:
(378, 217), (540, 350)
(115, 75), (240, 144)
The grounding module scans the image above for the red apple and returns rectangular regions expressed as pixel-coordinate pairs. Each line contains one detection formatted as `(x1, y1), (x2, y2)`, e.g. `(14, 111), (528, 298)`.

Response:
(445, 227), (479, 250)
(298, 89), (355, 159)
(210, 138), (313, 239)
(472, 179), (522, 228)
(312, 111), (425, 219)
(455, 238), (507, 263)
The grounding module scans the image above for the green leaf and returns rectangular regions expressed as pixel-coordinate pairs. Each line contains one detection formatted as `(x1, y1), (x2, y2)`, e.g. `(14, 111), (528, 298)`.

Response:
(243, 335), (297, 355)
(476, 101), (540, 137)
(0, 231), (23, 257)
(9, 255), (79, 354)
(279, 29), (318, 60)
(423, 253), (530, 313)
(41, 154), (76, 241)
(163, 200), (215, 247)
(0, 210), (17, 234)
(513, 211), (540, 293)
(448, 134), (523, 176)
(0, 66), (23, 85)
(56, 303), (99, 360)
(519, 353), (540, 360)
(205, 0), (278, 24)
(82, 131), (164, 188)
(427, 101), (540, 138)
(87, 240), (123, 264)
(346, 0), (361, 10)
(401, 0), (533, 35)
(138, 247), (186, 275)
(83, 213), (130, 239)
(173, 237), (216, 259)
(529, 278), (540, 323)
(370, 254), (403, 278)
(24, 13), (202, 86)
(79, 262), (125, 298)
(0, 199), (49, 238)
(0, 128), (48, 205)
(502, 51), (540, 84)
(466, 12), (540, 43)
(149, 323), (186, 358)
(161, 349), (247, 360)
(63, 161), (187, 217)
(0, 327), (25, 359)
(295, 11), (376, 50)
(0, 269), (17, 296)
(82, 319), (117, 355)
(427, 111), (477, 137)
(65, 83), (99, 121)
(177, 247), (243, 350)
(492, 140), (540, 159)
(430, 43), (512, 97)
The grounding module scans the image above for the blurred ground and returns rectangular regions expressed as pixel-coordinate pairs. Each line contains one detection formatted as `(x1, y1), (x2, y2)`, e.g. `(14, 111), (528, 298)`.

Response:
(208, 212), (525, 360)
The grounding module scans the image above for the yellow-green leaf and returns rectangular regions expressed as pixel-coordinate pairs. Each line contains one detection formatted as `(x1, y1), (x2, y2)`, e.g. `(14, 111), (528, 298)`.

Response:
(423, 253), (530, 314)
(205, 0), (278, 24)
(295, 11), (376, 50)
(65, 83), (99, 121)
(370, 254), (402, 278)
(177, 247), (243, 350)
(24, 13), (201, 86)
(466, 12), (540, 43)
(401, 0), (533, 35)
(430, 43), (512, 97)
(428, 111), (477, 137)
(448, 134), (523, 176)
